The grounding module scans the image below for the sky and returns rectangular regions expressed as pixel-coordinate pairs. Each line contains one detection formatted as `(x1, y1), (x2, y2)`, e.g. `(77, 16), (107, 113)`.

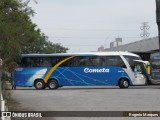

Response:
(28, 0), (158, 53)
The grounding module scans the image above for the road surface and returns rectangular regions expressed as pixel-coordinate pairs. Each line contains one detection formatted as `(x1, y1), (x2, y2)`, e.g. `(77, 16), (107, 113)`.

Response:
(7, 85), (160, 120)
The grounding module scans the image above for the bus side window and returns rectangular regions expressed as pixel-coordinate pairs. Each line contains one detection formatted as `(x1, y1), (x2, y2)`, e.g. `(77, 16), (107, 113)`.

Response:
(22, 57), (36, 67)
(91, 56), (100, 66)
(106, 56), (116, 66)
(100, 57), (106, 66)
(54, 57), (67, 66)
(20, 57), (27, 67)
(20, 57), (40, 67)
(117, 58), (127, 68)
(60, 56), (77, 67)
(106, 56), (126, 68)
(78, 57), (91, 66)
(50, 57), (57, 67)
(79, 59), (86, 66)
(26, 57), (33, 67)
(40, 57), (52, 67)
(31, 57), (40, 67)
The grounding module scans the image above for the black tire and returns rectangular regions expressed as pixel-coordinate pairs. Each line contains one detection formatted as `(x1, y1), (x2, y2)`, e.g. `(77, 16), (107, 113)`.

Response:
(48, 79), (59, 89)
(119, 79), (129, 88)
(34, 80), (45, 90)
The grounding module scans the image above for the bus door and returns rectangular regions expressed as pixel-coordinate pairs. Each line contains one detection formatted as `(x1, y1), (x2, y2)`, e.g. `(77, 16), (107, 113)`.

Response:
(133, 60), (148, 85)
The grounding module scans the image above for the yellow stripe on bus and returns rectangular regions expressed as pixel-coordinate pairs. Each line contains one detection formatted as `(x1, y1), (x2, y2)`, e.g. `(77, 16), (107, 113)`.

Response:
(44, 56), (74, 83)
(147, 61), (150, 75)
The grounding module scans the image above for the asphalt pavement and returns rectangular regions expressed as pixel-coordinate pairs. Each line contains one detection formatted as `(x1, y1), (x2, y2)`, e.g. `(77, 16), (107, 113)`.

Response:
(7, 85), (160, 120)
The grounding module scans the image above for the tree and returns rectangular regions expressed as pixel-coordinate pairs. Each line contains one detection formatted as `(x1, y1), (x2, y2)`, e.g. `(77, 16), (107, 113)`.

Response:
(21, 34), (69, 54)
(43, 41), (68, 54)
(0, 0), (68, 72)
(0, 0), (35, 71)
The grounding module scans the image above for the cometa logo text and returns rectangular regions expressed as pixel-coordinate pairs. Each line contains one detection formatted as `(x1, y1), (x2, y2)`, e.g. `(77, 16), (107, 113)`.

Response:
(84, 68), (109, 73)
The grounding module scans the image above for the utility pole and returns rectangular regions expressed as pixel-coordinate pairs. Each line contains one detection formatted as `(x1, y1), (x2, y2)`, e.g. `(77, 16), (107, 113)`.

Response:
(156, 0), (160, 52)
(140, 22), (150, 39)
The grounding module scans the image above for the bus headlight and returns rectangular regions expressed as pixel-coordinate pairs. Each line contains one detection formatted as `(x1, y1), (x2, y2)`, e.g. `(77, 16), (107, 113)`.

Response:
(135, 74), (146, 79)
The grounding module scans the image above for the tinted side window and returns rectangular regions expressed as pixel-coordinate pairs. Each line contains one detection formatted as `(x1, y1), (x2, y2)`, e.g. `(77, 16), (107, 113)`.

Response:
(91, 56), (100, 66)
(21, 57), (56, 67)
(39, 57), (52, 67)
(60, 56), (106, 67)
(106, 56), (126, 68)
(50, 57), (58, 67)
(60, 56), (93, 67)
(60, 57), (77, 67)
(20, 57), (28, 67)
(21, 57), (40, 67)
(76, 56), (91, 66)
(90, 56), (105, 66)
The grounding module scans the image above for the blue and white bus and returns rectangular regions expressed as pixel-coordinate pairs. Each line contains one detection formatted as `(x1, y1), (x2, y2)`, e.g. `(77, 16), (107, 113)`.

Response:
(150, 53), (160, 84)
(13, 52), (148, 89)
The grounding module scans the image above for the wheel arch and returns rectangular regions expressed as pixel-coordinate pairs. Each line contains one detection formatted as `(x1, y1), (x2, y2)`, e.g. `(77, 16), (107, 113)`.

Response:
(48, 78), (60, 89)
(34, 78), (44, 86)
(118, 77), (131, 86)
(48, 78), (60, 85)
(34, 78), (46, 89)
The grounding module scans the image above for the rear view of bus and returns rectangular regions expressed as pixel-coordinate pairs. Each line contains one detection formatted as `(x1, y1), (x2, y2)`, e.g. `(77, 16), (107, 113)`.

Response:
(150, 53), (160, 84)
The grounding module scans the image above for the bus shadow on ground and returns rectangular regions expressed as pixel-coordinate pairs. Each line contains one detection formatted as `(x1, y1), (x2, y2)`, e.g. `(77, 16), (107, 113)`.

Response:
(6, 85), (160, 90)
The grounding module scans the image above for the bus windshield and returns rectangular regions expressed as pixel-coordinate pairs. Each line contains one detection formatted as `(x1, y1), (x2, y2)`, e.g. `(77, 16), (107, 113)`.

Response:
(133, 61), (147, 74)
(123, 55), (140, 71)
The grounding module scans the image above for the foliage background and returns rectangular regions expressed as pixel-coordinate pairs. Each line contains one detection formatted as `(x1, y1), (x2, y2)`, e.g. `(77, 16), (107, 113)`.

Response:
(0, 0), (68, 72)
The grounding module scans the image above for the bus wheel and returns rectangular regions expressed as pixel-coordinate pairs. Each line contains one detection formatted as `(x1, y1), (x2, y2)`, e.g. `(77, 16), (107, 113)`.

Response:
(48, 79), (59, 90)
(119, 79), (129, 88)
(34, 80), (45, 90)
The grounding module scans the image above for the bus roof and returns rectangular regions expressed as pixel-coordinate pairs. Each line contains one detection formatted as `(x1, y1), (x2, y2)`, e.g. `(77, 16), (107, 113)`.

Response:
(22, 52), (139, 57)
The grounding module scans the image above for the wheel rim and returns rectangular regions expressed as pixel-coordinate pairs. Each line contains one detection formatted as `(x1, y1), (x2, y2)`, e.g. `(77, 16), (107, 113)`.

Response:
(123, 81), (128, 87)
(49, 82), (56, 88)
(36, 82), (43, 88)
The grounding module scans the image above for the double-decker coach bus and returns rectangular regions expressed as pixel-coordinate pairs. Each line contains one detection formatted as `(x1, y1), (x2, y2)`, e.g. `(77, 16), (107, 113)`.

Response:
(13, 52), (148, 89)
(150, 53), (160, 84)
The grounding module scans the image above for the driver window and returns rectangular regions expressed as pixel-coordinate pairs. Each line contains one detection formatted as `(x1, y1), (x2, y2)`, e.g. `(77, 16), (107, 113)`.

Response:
(134, 63), (142, 73)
